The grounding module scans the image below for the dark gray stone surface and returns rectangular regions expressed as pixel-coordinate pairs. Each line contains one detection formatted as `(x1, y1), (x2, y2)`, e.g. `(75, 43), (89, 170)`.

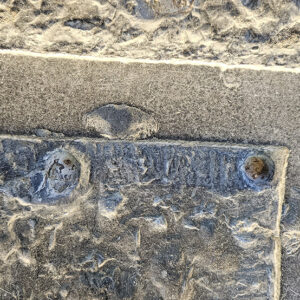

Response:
(0, 135), (288, 299)
(281, 187), (300, 300)
(0, 51), (299, 299)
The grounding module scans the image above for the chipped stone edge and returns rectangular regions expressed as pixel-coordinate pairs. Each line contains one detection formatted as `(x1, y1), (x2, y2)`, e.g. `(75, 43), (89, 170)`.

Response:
(273, 148), (290, 300)
(0, 134), (290, 151)
(1, 49), (300, 74)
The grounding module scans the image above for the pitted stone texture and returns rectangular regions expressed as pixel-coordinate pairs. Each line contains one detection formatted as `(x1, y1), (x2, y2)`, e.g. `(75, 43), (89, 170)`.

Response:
(83, 104), (158, 140)
(0, 135), (288, 299)
(0, 0), (299, 66)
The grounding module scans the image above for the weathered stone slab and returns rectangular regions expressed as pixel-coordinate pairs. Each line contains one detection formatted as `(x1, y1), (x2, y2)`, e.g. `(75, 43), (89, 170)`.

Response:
(0, 51), (298, 300)
(0, 135), (288, 299)
(0, 51), (299, 194)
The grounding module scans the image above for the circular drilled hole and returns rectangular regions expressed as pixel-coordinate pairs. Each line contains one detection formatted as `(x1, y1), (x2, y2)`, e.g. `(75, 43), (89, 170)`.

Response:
(244, 156), (269, 180)
(242, 154), (274, 186)
(44, 150), (80, 199)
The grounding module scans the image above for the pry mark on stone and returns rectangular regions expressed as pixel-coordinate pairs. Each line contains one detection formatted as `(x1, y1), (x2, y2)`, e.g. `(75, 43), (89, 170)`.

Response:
(241, 0), (259, 9)
(83, 104), (159, 140)
(34, 128), (64, 138)
(244, 29), (270, 43)
(64, 18), (105, 31)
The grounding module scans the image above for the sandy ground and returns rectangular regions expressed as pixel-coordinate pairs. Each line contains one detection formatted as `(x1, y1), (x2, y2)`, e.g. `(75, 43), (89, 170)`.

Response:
(0, 0), (299, 67)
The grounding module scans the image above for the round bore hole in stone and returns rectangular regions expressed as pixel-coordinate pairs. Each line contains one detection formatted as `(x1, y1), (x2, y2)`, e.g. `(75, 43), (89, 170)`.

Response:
(44, 149), (81, 200)
(245, 156), (268, 180)
(242, 154), (274, 186)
